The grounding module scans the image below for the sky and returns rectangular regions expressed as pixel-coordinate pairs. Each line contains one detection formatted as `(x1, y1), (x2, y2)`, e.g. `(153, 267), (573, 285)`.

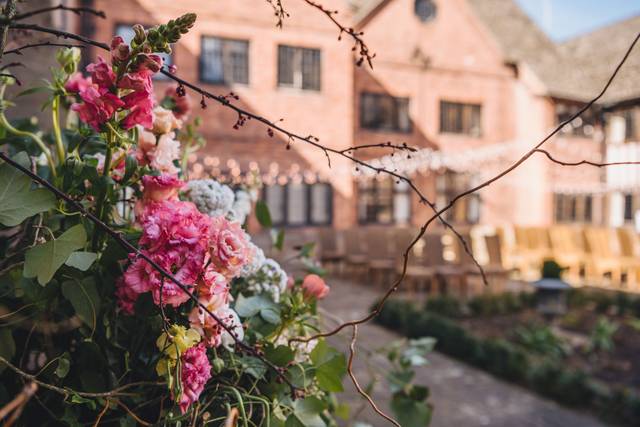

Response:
(515, 0), (640, 41)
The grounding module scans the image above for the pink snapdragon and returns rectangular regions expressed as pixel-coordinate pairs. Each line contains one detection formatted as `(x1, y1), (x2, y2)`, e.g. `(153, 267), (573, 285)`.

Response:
(302, 274), (330, 300)
(110, 36), (131, 63)
(208, 216), (251, 278)
(177, 343), (212, 413)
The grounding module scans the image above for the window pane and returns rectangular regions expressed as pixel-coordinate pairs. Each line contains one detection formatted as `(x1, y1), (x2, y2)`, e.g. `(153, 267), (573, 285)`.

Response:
(201, 37), (223, 83)
(393, 193), (411, 225)
(360, 93), (410, 132)
(310, 184), (331, 224)
(278, 45), (294, 86)
(287, 183), (308, 225)
(265, 185), (285, 225)
(302, 48), (321, 90)
(440, 101), (482, 135)
(624, 194), (634, 221)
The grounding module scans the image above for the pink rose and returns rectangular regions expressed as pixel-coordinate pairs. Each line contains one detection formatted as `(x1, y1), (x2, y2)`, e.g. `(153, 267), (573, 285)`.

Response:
(302, 274), (330, 300)
(208, 216), (251, 278)
(152, 106), (182, 135)
(177, 343), (211, 413)
(141, 174), (183, 203)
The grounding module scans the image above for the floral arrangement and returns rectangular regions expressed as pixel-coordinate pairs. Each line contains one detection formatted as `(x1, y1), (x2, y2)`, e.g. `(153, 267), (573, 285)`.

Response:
(0, 16), (350, 426)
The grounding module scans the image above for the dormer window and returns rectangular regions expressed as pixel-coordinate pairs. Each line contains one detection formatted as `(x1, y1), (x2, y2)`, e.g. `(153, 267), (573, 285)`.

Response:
(414, 0), (436, 22)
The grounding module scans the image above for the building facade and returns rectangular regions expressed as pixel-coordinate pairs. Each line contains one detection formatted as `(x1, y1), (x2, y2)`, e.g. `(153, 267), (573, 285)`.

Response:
(9, 0), (640, 231)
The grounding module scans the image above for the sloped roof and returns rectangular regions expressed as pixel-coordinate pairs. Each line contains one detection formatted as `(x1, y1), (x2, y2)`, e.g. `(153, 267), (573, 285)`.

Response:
(351, 0), (640, 104)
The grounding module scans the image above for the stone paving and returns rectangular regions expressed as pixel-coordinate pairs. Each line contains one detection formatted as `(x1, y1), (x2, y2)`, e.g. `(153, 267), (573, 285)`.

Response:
(321, 278), (608, 427)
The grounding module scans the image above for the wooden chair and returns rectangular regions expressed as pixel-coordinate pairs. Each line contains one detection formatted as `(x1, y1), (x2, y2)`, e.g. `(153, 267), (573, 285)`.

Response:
(583, 227), (623, 287)
(366, 226), (396, 287)
(548, 225), (589, 285)
(344, 228), (368, 279)
(319, 228), (345, 273)
(615, 227), (640, 291)
(397, 232), (444, 294)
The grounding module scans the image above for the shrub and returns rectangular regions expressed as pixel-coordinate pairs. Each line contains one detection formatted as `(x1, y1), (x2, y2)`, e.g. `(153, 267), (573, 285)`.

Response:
(424, 295), (462, 318)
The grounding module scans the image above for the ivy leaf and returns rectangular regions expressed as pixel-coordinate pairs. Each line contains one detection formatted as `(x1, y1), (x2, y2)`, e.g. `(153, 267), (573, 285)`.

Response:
(271, 229), (285, 251)
(0, 328), (15, 373)
(285, 397), (326, 427)
(390, 393), (432, 427)
(240, 356), (268, 380)
(0, 152), (55, 226)
(65, 251), (98, 271)
(265, 345), (295, 367)
(310, 340), (347, 392)
(61, 277), (100, 333)
(255, 200), (272, 228)
(55, 353), (71, 378)
(24, 224), (86, 286)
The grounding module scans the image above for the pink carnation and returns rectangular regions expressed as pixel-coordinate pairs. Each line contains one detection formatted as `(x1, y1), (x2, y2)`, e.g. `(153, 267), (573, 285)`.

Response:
(115, 277), (138, 314)
(208, 217), (251, 278)
(302, 274), (330, 300)
(177, 343), (211, 413)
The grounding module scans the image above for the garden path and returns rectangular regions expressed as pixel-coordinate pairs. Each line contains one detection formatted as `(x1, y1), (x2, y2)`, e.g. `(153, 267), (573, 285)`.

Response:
(322, 278), (609, 427)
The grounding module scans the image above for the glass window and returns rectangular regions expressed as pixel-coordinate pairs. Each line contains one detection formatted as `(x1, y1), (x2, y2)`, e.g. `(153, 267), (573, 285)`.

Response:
(436, 171), (481, 224)
(556, 102), (597, 137)
(200, 36), (249, 84)
(360, 93), (411, 133)
(624, 193), (634, 221)
(115, 24), (171, 80)
(554, 193), (596, 223)
(277, 45), (321, 91)
(358, 177), (410, 224)
(262, 182), (332, 226)
(440, 101), (482, 136)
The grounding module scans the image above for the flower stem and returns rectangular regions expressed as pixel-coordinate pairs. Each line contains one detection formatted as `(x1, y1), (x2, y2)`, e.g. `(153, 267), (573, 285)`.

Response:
(51, 95), (66, 163)
(0, 112), (57, 177)
(92, 127), (114, 250)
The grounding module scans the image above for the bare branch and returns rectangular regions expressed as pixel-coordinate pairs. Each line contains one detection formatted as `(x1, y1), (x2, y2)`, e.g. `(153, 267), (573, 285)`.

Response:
(14, 4), (106, 21)
(535, 148), (640, 168)
(5, 41), (86, 55)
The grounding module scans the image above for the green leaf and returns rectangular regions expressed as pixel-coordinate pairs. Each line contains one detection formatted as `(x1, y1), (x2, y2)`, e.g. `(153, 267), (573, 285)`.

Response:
(235, 294), (280, 324)
(310, 340), (347, 392)
(0, 152), (55, 226)
(65, 251), (98, 271)
(61, 277), (100, 332)
(15, 86), (51, 98)
(55, 353), (71, 378)
(265, 345), (295, 367)
(24, 224), (86, 285)
(390, 393), (432, 427)
(0, 328), (15, 373)
(255, 200), (272, 228)
(271, 229), (285, 251)
(299, 242), (316, 258)
(334, 403), (350, 420)
(285, 397), (326, 427)
(240, 356), (268, 379)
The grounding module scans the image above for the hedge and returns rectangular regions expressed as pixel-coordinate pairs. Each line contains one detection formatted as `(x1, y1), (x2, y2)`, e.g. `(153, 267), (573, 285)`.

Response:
(375, 299), (640, 426)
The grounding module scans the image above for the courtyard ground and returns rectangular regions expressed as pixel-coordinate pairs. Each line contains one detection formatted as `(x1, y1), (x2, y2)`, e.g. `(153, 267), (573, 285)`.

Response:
(321, 278), (608, 427)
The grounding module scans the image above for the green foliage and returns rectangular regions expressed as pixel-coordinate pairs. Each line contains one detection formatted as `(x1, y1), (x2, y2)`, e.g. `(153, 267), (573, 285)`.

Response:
(255, 200), (272, 228)
(588, 316), (619, 354)
(23, 224), (87, 285)
(310, 340), (347, 392)
(424, 295), (462, 317)
(61, 277), (101, 331)
(0, 152), (55, 226)
(541, 259), (566, 279)
(515, 324), (569, 360)
(0, 328), (15, 373)
(64, 251), (98, 271)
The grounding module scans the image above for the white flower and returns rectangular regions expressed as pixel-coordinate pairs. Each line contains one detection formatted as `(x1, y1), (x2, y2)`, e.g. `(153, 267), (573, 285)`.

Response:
(219, 307), (244, 350)
(244, 258), (288, 303)
(240, 243), (266, 277)
(186, 179), (235, 218)
(229, 190), (252, 224)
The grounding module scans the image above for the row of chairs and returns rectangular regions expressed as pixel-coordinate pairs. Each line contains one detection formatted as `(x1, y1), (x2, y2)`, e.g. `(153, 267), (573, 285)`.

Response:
(318, 225), (640, 296)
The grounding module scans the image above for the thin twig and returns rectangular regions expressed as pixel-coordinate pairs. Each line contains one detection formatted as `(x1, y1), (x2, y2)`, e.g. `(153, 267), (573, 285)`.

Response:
(14, 4), (106, 21)
(0, 382), (37, 421)
(348, 325), (400, 426)
(535, 148), (640, 168)
(5, 41), (86, 55)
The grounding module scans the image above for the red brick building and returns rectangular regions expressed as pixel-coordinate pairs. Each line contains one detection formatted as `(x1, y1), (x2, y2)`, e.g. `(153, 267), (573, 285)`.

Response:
(11, 0), (640, 231)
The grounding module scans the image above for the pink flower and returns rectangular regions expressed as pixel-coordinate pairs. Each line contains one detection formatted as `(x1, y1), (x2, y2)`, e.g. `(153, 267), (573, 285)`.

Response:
(123, 254), (159, 294)
(152, 107), (182, 135)
(302, 274), (330, 300)
(121, 89), (154, 129)
(141, 175), (183, 203)
(164, 86), (192, 119)
(198, 264), (229, 301)
(189, 302), (242, 348)
(110, 36), (130, 62)
(208, 217), (251, 278)
(115, 277), (138, 314)
(86, 57), (116, 90)
(177, 343), (211, 413)
(151, 134), (180, 174)
(65, 73), (92, 93)
(71, 84), (124, 131)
